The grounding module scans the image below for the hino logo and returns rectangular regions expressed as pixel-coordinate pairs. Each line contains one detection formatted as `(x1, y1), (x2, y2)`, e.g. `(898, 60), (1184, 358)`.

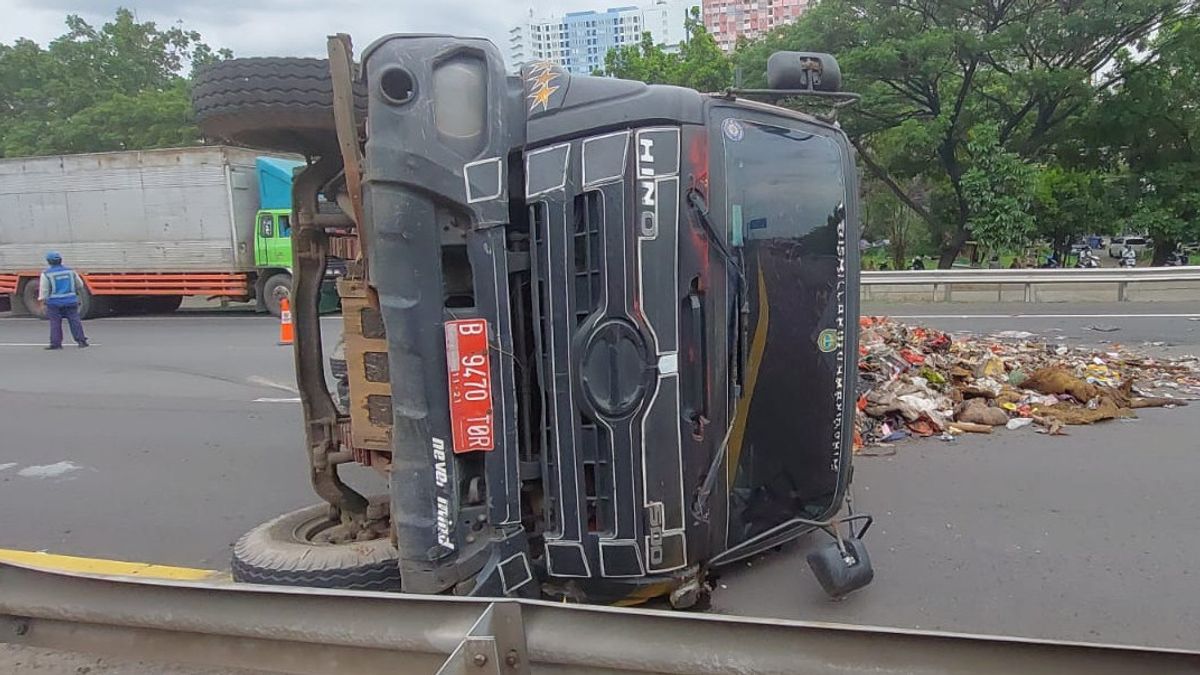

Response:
(638, 136), (658, 236)
(432, 437), (455, 550)
(647, 501), (665, 566)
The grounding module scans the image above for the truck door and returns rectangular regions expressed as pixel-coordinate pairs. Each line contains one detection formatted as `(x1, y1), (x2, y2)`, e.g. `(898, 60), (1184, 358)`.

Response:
(255, 211), (292, 268)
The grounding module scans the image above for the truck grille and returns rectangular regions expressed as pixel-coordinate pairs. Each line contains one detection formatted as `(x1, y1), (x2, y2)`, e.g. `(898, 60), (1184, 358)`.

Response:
(573, 192), (603, 325)
(530, 201), (562, 536)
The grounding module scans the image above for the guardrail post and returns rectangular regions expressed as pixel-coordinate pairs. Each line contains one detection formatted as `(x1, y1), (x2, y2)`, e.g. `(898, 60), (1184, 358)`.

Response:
(1118, 281), (1127, 302)
(438, 602), (529, 675)
(1024, 282), (1032, 303)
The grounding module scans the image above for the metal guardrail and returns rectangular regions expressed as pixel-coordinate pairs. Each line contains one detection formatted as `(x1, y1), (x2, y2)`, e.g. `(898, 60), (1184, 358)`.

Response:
(862, 266), (1200, 285)
(860, 266), (1200, 303)
(3, 561), (1200, 674)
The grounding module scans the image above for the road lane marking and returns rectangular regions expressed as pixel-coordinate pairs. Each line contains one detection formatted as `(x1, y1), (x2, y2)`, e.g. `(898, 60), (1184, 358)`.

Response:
(0, 549), (225, 581)
(253, 397), (302, 403)
(16, 461), (84, 479)
(883, 312), (1200, 317)
(246, 375), (299, 393)
(0, 343), (102, 347)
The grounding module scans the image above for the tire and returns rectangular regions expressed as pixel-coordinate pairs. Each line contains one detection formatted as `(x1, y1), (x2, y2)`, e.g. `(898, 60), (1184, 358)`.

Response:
(192, 57), (366, 155)
(19, 277), (105, 318)
(20, 279), (44, 319)
(145, 295), (184, 314)
(76, 285), (102, 320)
(262, 273), (292, 317)
(231, 504), (401, 592)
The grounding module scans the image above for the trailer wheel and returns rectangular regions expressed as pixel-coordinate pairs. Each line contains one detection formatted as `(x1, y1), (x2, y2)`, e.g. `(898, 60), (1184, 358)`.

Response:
(231, 504), (401, 592)
(145, 295), (184, 314)
(20, 279), (44, 319)
(192, 57), (365, 155)
(262, 273), (292, 317)
(76, 285), (104, 320)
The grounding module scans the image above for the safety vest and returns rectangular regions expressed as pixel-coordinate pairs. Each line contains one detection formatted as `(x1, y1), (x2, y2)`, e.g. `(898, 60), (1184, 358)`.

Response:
(43, 264), (78, 307)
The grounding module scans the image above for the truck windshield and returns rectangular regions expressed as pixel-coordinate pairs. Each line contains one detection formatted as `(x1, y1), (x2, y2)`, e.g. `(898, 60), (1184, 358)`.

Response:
(724, 119), (847, 245)
(720, 116), (853, 544)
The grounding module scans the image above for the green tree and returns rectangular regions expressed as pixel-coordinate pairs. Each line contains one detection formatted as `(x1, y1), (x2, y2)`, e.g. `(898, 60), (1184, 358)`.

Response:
(961, 124), (1038, 254)
(1098, 16), (1200, 263)
(1032, 167), (1116, 260)
(862, 176), (932, 269)
(0, 8), (231, 157)
(734, 0), (1182, 267)
(602, 7), (731, 91)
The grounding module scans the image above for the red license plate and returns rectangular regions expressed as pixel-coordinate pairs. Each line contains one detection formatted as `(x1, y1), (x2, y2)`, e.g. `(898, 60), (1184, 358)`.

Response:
(444, 318), (494, 453)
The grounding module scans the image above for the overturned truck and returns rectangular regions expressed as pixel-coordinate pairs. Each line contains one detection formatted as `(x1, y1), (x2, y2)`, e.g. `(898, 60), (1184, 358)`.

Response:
(193, 35), (871, 606)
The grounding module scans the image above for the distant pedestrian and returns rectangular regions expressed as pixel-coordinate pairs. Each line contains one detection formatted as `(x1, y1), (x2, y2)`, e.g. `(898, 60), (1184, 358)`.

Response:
(37, 251), (89, 350)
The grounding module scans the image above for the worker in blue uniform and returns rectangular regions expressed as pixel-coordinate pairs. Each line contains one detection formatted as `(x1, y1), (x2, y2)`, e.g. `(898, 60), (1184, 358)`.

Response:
(37, 251), (89, 350)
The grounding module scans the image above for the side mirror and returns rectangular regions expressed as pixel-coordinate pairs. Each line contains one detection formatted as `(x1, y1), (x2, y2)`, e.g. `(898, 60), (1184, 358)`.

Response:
(767, 51), (842, 93)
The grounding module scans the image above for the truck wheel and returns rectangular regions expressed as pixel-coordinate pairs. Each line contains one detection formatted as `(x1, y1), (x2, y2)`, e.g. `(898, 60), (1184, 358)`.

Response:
(76, 286), (108, 320)
(20, 280), (44, 319)
(262, 273), (292, 316)
(145, 295), (184, 314)
(231, 504), (401, 592)
(192, 58), (366, 155)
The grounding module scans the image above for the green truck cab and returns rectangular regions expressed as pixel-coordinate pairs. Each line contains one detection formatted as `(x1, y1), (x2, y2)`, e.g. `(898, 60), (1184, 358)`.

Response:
(255, 208), (293, 269)
(254, 156), (301, 272)
(252, 157), (343, 313)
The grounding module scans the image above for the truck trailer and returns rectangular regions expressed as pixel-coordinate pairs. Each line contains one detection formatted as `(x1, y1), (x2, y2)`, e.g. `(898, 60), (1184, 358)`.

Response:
(0, 146), (320, 318)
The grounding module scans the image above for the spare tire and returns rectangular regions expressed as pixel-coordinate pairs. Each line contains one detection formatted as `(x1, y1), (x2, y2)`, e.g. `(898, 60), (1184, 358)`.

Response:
(192, 57), (365, 155)
(231, 504), (401, 592)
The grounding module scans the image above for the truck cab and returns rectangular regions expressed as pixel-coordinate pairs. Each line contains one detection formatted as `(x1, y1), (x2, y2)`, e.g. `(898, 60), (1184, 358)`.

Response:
(196, 35), (871, 606)
(254, 208), (293, 268)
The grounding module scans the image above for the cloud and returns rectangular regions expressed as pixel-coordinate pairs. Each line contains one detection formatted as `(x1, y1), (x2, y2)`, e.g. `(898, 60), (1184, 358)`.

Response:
(0, 0), (620, 59)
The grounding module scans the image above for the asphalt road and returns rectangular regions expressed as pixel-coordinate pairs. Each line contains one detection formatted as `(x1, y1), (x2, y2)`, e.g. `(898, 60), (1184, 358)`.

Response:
(0, 312), (375, 569)
(2, 302), (1199, 650)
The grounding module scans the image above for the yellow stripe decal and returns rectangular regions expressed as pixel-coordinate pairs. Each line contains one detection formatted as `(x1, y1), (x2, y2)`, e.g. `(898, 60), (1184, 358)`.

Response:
(0, 548), (225, 581)
(725, 260), (770, 487)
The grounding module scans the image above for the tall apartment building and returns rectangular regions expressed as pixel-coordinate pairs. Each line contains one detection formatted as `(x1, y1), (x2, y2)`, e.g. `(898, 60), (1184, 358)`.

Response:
(509, 0), (699, 74)
(643, 0), (696, 49)
(702, 0), (812, 52)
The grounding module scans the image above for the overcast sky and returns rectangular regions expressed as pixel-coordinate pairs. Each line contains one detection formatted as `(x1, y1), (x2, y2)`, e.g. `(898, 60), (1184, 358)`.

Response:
(0, 0), (615, 58)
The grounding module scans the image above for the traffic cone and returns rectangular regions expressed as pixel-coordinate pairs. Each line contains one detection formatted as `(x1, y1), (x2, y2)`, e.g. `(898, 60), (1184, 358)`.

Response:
(278, 296), (294, 346)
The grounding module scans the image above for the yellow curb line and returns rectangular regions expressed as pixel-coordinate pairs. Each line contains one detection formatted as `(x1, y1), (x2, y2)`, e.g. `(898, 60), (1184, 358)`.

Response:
(0, 548), (228, 581)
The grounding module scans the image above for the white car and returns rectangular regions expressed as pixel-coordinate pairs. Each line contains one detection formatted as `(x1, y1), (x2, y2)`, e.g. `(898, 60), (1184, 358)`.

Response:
(1108, 236), (1149, 258)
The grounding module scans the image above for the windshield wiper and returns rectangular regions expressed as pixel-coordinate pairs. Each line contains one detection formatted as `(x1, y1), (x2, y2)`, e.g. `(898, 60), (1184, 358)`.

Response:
(685, 188), (739, 271)
(685, 187), (751, 523)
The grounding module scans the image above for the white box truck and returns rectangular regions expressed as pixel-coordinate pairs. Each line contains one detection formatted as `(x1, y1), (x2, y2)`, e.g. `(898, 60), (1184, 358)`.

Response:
(0, 146), (319, 318)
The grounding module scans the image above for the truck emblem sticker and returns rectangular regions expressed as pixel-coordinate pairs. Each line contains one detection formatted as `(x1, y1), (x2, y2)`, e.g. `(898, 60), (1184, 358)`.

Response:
(525, 61), (561, 112)
(431, 436), (455, 550)
(817, 328), (840, 352)
(830, 206), (848, 474)
(722, 118), (744, 142)
(647, 502), (665, 566)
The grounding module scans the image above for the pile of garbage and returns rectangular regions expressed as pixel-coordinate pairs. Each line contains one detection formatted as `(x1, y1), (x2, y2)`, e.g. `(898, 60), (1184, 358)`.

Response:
(854, 317), (1200, 450)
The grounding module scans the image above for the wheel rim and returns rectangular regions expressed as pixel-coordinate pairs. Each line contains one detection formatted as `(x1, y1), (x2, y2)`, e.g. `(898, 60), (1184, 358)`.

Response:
(291, 514), (385, 546)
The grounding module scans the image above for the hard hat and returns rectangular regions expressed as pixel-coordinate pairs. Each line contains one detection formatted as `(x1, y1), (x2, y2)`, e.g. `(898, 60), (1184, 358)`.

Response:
(45, 250), (62, 263)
